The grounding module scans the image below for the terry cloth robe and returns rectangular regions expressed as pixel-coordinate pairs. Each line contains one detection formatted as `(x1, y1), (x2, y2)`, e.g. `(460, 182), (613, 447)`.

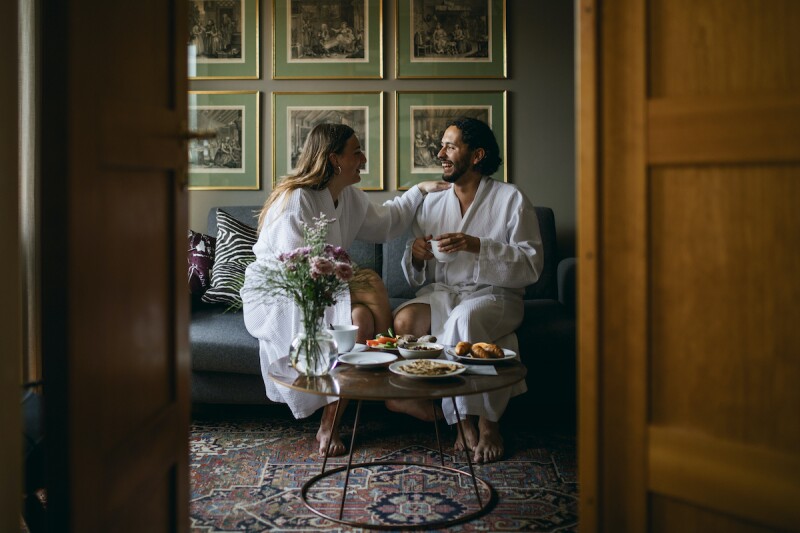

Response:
(396, 177), (543, 423)
(241, 185), (424, 418)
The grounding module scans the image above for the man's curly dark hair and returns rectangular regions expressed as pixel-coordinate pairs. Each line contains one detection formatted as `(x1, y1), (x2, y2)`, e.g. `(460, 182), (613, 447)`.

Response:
(445, 116), (502, 176)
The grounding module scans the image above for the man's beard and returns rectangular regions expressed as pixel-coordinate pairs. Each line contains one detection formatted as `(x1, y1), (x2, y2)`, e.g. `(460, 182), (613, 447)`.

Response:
(441, 160), (468, 183)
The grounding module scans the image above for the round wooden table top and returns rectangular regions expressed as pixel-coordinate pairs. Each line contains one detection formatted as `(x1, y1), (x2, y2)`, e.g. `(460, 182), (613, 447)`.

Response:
(267, 354), (527, 401)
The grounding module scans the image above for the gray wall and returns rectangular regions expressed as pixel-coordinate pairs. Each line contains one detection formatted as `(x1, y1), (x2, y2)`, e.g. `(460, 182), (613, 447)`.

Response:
(189, 0), (575, 259)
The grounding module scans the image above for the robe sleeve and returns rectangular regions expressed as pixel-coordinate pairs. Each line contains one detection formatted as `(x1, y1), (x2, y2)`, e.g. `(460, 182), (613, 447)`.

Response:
(472, 192), (544, 289)
(354, 186), (425, 242)
(400, 217), (432, 288)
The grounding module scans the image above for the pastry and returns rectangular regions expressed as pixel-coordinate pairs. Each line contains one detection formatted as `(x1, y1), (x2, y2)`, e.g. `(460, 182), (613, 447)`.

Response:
(454, 341), (472, 355)
(471, 342), (504, 359)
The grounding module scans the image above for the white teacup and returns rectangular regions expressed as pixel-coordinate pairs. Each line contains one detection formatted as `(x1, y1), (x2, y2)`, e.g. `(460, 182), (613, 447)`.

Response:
(429, 240), (457, 263)
(326, 324), (359, 353)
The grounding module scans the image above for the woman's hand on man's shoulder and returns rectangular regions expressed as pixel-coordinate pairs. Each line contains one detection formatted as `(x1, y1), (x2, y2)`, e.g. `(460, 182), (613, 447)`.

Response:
(417, 181), (451, 194)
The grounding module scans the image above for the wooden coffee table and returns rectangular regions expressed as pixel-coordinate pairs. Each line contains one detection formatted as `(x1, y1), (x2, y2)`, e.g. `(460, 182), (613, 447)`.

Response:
(267, 354), (527, 530)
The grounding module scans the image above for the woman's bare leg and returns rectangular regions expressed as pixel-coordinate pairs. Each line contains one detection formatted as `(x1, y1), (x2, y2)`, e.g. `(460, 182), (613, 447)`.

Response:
(350, 269), (392, 337)
(351, 303), (374, 343)
(316, 399), (349, 457)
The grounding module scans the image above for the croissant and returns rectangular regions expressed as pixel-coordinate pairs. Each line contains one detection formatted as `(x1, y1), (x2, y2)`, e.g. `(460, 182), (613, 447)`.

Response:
(471, 342), (504, 359)
(455, 341), (472, 356)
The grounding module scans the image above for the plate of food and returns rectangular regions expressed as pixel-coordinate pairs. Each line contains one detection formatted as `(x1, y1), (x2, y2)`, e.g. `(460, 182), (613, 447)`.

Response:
(365, 331), (400, 353)
(338, 351), (397, 368)
(389, 359), (466, 379)
(446, 342), (518, 364)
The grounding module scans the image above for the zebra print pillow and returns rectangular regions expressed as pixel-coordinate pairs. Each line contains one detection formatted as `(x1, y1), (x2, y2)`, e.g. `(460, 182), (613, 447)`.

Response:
(201, 209), (258, 306)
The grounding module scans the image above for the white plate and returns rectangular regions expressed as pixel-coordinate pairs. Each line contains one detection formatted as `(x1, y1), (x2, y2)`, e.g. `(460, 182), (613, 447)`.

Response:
(388, 359), (466, 379)
(445, 347), (518, 365)
(338, 351), (397, 368)
(342, 343), (368, 354)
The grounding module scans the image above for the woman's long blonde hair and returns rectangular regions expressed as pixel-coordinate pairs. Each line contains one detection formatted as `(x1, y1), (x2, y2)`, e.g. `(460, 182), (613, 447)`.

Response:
(258, 123), (355, 230)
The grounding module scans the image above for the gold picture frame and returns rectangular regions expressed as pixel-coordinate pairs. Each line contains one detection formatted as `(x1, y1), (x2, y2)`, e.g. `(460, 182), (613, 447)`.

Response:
(188, 0), (260, 80)
(395, 90), (507, 189)
(272, 91), (384, 190)
(273, 0), (383, 79)
(396, 0), (506, 79)
(188, 91), (260, 190)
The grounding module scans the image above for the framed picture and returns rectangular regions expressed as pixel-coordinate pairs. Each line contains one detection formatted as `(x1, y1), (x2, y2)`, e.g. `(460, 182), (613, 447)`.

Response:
(188, 0), (259, 79)
(396, 91), (507, 189)
(396, 0), (506, 79)
(188, 91), (260, 190)
(273, 0), (383, 79)
(273, 92), (384, 190)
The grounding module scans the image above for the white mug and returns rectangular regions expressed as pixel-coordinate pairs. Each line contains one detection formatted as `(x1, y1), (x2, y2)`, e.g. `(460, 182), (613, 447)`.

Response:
(429, 240), (457, 263)
(326, 324), (359, 353)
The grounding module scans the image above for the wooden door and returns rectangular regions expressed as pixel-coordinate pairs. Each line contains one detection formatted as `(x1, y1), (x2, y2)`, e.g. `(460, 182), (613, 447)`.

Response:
(578, 0), (800, 531)
(39, 0), (189, 530)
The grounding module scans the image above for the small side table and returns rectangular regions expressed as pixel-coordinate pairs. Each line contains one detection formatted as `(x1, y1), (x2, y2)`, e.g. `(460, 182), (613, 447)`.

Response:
(268, 355), (527, 530)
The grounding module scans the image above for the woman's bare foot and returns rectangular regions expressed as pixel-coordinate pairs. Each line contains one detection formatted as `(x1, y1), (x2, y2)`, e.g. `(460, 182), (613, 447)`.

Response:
(473, 418), (504, 463)
(454, 416), (480, 454)
(386, 399), (442, 421)
(316, 401), (347, 457)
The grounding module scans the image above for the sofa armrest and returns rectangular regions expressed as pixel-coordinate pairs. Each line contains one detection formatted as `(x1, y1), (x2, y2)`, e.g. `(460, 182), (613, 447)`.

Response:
(557, 257), (576, 315)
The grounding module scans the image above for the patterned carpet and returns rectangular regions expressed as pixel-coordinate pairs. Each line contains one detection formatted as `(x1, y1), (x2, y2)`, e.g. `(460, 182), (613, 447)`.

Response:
(190, 404), (578, 532)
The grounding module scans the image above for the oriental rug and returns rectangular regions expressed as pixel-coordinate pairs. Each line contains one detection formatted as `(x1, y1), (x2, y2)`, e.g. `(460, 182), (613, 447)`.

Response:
(190, 404), (577, 532)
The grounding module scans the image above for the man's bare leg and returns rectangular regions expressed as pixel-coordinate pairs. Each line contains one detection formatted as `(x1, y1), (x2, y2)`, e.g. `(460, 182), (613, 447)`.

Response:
(454, 415), (480, 452)
(316, 399), (349, 457)
(393, 303), (431, 339)
(473, 417), (504, 463)
(454, 415), (504, 464)
(387, 304), (438, 418)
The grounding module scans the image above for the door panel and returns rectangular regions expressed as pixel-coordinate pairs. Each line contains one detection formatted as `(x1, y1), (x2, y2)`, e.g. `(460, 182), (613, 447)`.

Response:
(579, 0), (800, 531)
(650, 167), (800, 451)
(40, 0), (188, 530)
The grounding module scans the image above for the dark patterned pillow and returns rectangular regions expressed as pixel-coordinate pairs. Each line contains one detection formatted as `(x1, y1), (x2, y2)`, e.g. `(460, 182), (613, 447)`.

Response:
(188, 230), (216, 297)
(201, 209), (258, 306)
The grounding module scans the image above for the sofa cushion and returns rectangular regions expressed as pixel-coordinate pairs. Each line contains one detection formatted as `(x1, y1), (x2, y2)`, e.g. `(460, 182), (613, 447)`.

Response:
(202, 209), (258, 306)
(188, 230), (216, 297)
(383, 228), (419, 299)
(524, 207), (559, 300)
(191, 306), (261, 374)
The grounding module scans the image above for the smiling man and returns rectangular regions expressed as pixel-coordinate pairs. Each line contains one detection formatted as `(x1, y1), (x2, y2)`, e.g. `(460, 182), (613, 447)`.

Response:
(390, 117), (544, 463)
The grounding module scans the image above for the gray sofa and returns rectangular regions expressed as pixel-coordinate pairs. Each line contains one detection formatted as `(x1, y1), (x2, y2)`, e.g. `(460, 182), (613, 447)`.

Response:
(191, 205), (576, 410)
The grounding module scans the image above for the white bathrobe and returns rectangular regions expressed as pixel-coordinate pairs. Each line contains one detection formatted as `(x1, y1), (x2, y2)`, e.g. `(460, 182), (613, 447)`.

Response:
(241, 185), (424, 418)
(396, 177), (543, 423)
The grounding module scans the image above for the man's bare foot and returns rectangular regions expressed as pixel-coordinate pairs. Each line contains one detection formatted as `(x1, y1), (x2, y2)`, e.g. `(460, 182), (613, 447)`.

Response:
(386, 399), (442, 421)
(473, 418), (504, 463)
(454, 416), (480, 453)
(316, 401), (347, 457)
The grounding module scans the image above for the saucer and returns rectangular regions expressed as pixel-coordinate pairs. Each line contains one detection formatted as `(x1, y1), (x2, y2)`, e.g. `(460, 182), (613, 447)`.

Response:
(337, 351), (397, 368)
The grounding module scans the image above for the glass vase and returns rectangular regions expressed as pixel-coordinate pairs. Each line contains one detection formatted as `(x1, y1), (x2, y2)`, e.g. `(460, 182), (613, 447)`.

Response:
(289, 317), (337, 377)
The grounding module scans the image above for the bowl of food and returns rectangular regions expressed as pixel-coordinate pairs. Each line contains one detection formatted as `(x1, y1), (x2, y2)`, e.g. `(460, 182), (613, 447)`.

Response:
(397, 342), (444, 359)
